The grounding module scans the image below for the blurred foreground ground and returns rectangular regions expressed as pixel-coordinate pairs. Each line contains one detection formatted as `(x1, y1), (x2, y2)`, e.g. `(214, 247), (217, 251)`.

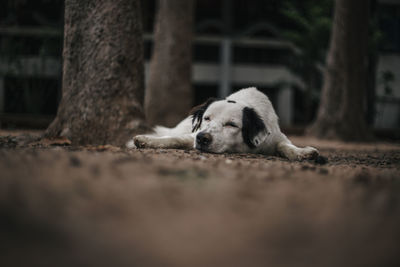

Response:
(1, 130), (400, 267)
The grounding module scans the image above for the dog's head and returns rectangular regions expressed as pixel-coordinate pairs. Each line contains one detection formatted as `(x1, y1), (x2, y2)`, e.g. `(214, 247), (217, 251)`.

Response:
(190, 99), (269, 153)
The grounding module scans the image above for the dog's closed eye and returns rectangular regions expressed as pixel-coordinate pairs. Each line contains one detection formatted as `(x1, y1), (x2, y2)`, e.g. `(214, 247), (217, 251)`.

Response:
(224, 122), (238, 128)
(204, 116), (211, 121)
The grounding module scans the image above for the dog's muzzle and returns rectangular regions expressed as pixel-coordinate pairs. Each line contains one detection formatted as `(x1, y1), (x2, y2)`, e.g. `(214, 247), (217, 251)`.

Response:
(196, 132), (212, 150)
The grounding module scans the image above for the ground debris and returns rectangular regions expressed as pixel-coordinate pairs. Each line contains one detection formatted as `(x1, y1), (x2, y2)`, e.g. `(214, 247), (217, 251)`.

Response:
(1, 134), (400, 267)
(0, 135), (18, 148)
(30, 136), (72, 147)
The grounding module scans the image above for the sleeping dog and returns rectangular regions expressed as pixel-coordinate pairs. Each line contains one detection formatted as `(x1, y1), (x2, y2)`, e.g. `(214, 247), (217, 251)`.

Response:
(127, 87), (319, 161)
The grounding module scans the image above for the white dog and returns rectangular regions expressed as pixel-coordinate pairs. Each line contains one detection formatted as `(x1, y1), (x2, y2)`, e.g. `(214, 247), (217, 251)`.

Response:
(128, 87), (319, 161)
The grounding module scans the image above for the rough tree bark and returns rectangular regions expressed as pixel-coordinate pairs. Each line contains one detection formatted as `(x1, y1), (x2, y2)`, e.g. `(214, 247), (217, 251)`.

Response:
(145, 0), (195, 127)
(307, 0), (372, 141)
(45, 0), (148, 146)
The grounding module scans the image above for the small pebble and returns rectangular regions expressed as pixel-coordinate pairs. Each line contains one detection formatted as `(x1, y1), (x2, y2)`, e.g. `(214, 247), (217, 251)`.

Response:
(225, 159), (233, 164)
(199, 155), (207, 161)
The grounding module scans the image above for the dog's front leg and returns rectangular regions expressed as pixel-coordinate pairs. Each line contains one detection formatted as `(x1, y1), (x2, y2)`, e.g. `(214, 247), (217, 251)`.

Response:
(127, 134), (195, 150)
(276, 141), (319, 161)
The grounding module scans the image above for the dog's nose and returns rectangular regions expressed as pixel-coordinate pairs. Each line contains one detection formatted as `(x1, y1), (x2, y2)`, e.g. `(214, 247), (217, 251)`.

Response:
(196, 132), (212, 147)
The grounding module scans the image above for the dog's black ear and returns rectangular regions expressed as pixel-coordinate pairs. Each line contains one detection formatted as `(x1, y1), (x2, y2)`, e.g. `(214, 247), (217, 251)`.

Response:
(242, 107), (269, 148)
(190, 98), (217, 132)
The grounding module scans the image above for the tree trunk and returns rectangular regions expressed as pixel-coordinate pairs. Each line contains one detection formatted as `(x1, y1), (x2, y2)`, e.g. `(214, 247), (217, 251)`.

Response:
(45, 0), (149, 146)
(307, 0), (373, 141)
(145, 0), (195, 127)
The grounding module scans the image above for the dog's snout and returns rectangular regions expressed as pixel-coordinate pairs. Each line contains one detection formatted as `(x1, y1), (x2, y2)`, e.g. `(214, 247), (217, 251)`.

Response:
(197, 132), (212, 147)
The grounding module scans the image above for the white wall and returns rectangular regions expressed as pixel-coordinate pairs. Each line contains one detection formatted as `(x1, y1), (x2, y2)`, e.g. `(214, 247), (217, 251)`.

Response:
(374, 54), (400, 128)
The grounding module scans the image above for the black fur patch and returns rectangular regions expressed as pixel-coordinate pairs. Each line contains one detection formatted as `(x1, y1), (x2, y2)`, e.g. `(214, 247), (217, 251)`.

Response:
(227, 100), (236, 103)
(190, 98), (217, 132)
(242, 107), (267, 148)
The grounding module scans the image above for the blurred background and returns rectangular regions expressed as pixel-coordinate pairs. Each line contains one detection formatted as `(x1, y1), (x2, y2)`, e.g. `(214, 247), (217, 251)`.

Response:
(0, 0), (399, 135)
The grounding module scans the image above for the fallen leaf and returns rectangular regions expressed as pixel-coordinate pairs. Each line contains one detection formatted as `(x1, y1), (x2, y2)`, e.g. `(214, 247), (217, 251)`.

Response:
(33, 137), (72, 147)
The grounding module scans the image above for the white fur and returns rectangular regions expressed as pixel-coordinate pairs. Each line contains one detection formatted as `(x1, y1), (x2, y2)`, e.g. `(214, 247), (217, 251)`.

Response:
(128, 87), (319, 161)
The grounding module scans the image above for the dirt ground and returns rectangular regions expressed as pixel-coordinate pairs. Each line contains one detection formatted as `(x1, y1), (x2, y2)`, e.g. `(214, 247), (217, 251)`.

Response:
(1, 130), (400, 267)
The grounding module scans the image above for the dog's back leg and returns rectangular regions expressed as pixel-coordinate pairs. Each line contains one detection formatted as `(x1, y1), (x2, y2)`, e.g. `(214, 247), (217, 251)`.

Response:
(127, 134), (195, 150)
(276, 141), (319, 161)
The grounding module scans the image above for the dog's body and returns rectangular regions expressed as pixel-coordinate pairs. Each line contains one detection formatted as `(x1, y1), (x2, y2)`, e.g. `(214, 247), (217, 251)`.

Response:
(128, 87), (318, 160)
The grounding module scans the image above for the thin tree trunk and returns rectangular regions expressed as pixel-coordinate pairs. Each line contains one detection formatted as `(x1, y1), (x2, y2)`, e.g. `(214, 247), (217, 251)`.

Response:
(45, 0), (149, 146)
(145, 0), (195, 127)
(307, 0), (372, 141)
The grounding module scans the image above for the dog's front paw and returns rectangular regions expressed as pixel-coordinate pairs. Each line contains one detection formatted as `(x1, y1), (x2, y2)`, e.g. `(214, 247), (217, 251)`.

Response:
(125, 135), (150, 149)
(298, 146), (319, 160)
(132, 135), (152, 148)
